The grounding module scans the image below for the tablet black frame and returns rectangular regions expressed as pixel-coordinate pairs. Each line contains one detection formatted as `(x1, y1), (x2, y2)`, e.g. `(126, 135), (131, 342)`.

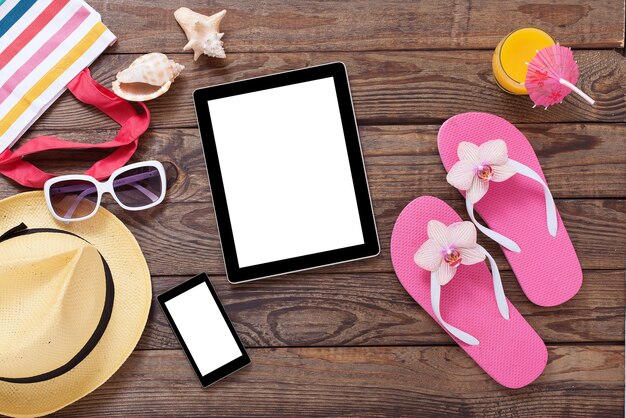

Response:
(157, 273), (251, 387)
(193, 62), (380, 284)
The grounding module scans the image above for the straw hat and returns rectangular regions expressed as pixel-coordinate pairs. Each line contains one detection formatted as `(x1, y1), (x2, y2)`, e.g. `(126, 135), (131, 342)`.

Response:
(0, 192), (152, 417)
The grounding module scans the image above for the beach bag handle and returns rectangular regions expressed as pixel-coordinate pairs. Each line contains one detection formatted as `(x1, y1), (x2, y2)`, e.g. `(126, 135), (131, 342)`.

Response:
(0, 68), (150, 188)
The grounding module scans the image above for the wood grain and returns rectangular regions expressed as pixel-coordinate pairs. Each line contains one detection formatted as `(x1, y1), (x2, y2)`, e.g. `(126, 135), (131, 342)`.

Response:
(8, 125), (624, 276)
(78, 199), (626, 276)
(12, 124), (626, 201)
(137, 270), (624, 349)
(1, 2), (624, 415)
(30, 50), (626, 130)
(91, 0), (626, 53)
(54, 346), (625, 417)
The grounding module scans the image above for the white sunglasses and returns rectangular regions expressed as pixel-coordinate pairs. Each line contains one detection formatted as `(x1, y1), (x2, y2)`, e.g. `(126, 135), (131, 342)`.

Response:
(44, 161), (166, 222)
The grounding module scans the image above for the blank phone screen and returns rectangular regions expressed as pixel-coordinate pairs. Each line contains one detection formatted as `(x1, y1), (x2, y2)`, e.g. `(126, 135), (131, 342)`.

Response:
(164, 282), (242, 376)
(207, 77), (365, 268)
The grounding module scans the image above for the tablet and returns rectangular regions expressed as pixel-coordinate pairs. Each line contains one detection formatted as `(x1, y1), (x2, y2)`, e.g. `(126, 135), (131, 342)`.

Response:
(193, 62), (379, 283)
(157, 273), (250, 387)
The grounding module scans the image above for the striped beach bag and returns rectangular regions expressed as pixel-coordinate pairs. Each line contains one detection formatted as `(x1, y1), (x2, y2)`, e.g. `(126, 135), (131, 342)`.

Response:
(0, 0), (116, 153)
(0, 0), (151, 189)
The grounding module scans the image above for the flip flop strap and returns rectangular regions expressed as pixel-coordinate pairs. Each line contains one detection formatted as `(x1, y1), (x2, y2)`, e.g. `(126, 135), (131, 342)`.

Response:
(479, 244), (509, 321)
(465, 158), (557, 253)
(509, 160), (558, 236)
(430, 246), (508, 346)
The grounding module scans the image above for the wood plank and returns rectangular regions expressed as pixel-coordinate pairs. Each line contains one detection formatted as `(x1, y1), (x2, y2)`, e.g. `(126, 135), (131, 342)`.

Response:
(361, 124), (626, 201)
(54, 346), (625, 417)
(30, 50), (626, 130)
(0, 193), (619, 276)
(91, 0), (625, 53)
(3, 129), (623, 270)
(68, 199), (625, 276)
(1, 184), (622, 275)
(12, 124), (626, 200)
(138, 270), (624, 349)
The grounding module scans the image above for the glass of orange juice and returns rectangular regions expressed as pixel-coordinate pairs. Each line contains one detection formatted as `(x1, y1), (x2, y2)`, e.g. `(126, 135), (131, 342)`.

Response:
(492, 28), (555, 95)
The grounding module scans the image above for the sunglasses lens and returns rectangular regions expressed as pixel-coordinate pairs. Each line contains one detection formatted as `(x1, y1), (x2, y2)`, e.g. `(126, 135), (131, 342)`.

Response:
(49, 180), (98, 220)
(113, 165), (163, 208)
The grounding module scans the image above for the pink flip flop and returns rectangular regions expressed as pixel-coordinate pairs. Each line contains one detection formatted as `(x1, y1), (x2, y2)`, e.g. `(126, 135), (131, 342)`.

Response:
(438, 112), (582, 307)
(391, 196), (547, 388)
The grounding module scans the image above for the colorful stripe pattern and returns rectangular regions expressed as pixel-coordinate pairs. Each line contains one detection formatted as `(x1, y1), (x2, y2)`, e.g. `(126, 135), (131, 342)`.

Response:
(0, 0), (115, 153)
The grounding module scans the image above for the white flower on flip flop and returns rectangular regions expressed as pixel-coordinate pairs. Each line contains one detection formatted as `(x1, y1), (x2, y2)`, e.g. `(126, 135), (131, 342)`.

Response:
(414, 220), (485, 285)
(446, 139), (516, 203)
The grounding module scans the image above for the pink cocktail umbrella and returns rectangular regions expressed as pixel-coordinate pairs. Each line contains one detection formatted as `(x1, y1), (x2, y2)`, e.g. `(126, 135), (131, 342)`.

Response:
(524, 44), (595, 109)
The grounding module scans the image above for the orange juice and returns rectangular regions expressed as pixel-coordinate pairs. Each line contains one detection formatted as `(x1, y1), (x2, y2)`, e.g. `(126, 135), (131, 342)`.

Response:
(492, 28), (555, 95)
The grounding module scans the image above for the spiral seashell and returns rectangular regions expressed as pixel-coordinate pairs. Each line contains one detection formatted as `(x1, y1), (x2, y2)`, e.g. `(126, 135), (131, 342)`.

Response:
(112, 53), (184, 102)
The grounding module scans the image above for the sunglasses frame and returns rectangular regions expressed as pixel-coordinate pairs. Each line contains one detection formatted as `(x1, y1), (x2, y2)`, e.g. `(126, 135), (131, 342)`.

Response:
(44, 161), (167, 222)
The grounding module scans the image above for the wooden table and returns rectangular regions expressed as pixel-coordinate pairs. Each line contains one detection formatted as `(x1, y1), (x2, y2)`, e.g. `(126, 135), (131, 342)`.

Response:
(3, 1), (625, 416)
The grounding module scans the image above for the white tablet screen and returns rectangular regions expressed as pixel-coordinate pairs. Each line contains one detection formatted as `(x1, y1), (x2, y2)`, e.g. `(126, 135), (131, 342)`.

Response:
(164, 282), (242, 376)
(207, 77), (365, 268)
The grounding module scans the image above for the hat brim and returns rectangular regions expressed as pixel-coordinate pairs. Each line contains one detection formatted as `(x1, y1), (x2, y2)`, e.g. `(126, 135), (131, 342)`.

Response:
(0, 192), (152, 417)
